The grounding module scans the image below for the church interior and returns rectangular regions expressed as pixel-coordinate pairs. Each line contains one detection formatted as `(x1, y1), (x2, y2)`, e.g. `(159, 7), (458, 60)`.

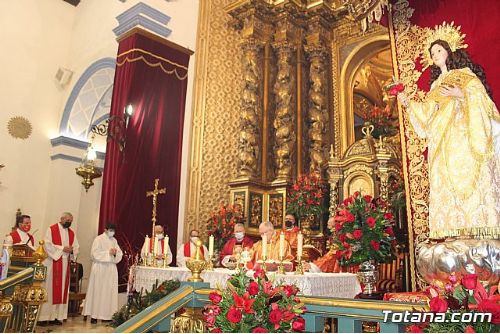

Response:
(0, 0), (499, 333)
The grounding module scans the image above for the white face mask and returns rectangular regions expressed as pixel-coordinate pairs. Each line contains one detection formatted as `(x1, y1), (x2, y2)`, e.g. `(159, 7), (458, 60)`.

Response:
(107, 231), (115, 238)
(190, 236), (199, 244)
(156, 233), (164, 240)
(235, 232), (245, 241)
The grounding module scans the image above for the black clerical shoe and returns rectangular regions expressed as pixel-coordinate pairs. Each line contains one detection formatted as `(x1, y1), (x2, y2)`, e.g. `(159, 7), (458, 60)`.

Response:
(91, 318), (97, 324)
(37, 321), (50, 327)
(52, 319), (63, 326)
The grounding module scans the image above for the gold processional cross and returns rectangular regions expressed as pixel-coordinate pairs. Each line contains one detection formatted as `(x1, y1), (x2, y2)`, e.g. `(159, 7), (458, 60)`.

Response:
(146, 178), (166, 246)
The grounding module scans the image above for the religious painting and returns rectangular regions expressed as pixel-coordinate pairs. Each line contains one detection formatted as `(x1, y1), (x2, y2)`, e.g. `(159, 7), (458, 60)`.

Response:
(248, 192), (263, 229)
(232, 191), (246, 217)
(268, 193), (284, 229)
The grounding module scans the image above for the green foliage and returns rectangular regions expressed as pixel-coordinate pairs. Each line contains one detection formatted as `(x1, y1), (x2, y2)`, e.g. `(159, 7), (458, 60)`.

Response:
(110, 279), (181, 328)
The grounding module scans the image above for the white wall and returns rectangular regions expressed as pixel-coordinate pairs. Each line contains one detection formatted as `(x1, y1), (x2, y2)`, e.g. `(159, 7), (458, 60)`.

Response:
(0, 0), (76, 236)
(0, 0), (199, 291)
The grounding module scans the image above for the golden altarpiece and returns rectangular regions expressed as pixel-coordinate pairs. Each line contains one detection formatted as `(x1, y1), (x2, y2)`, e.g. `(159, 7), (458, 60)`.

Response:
(184, 0), (404, 257)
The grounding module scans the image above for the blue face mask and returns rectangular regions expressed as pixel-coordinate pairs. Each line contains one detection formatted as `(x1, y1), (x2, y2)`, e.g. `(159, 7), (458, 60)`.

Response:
(107, 230), (115, 238)
(235, 232), (245, 241)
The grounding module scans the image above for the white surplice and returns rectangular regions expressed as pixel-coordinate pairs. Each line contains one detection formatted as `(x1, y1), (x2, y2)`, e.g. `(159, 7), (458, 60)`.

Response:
(83, 232), (123, 320)
(140, 237), (172, 265)
(176, 242), (209, 267)
(39, 224), (79, 321)
(3, 228), (36, 250)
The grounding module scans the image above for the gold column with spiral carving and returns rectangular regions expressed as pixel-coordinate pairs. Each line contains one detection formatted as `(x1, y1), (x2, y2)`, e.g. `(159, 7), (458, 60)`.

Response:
(272, 17), (297, 182)
(305, 17), (331, 176)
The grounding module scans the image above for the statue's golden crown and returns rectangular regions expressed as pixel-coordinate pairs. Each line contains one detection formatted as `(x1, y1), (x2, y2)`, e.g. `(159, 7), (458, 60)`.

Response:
(422, 21), (468, 69)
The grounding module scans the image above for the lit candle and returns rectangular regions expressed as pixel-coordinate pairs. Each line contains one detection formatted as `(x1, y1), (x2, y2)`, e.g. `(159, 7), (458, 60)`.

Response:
(262, 234), (267, 259)
(297, 232), (303, 257)
(279, 232), (285, 258)
(209, 235), (214, 257)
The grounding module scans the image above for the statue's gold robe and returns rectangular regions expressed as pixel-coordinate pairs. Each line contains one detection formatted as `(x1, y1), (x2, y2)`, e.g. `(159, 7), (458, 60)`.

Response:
(408, 68), (500, 239)
(251, 232), (293, 263)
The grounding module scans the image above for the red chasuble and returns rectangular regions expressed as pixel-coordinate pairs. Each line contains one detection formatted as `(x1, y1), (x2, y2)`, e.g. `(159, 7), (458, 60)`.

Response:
(50, 224), (74, 304)
(184, 242), (204, 257)
(10, 230), (34, 247)
(149, 238), (165, 253)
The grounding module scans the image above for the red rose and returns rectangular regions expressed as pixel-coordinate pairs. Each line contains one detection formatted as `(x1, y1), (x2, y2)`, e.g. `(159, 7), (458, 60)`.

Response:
(366, 217), (376, 228)
(247, 281), (259, 295)
(338, 234), (347, 242)
(292, 317), (305, 331)
(384, 227), (394, 236)
(370, 240), (380, 251)
(253, 268), (265, 279)
(282, 285), (298, 297)
(353, 229), (363, 240)
(461, 274), (478, 290)
(209, 291), (222, 304)
(406, 324), (423, 333)
(227, 307), (242, 323)
(364, 195), (373, 203)
(383, 212), (393, 220)
(353, 191), (360, 198)
(211, 328), (222, 333)
(464, 325), (476, 333)
(477, 299), (500, 324)
(335, 223), (343, 232)
(429, 296), (448, 313)
(343, 196), (354, 206)
(252, 327), (269, 333)
(269, 308), (283, 325)
(389, 82), (405, 96)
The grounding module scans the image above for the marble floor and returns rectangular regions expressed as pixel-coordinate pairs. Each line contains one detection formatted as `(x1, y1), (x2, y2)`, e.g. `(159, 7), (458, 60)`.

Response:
(35, 316), (114, 333)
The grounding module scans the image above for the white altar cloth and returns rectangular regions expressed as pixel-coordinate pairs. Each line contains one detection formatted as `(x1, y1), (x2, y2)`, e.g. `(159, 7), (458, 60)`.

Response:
(133, 266), (361, 299)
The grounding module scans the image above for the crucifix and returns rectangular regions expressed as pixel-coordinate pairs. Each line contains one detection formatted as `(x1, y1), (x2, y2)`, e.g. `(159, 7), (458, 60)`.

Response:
(146, 178), (166, 253)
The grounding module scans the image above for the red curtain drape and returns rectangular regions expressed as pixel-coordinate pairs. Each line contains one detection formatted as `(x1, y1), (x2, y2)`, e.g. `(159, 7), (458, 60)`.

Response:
(99, 31), (191, 285)
(402, 0), (500, 104)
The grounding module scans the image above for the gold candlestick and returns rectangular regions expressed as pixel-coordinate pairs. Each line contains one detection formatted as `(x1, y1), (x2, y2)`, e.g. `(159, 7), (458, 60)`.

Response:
(295, 255), (304, 275)
(277, 256), (285, 274)
(152, 253), (158, 267)
(206, 255), (214, 271)
(162, 254), (169, 268)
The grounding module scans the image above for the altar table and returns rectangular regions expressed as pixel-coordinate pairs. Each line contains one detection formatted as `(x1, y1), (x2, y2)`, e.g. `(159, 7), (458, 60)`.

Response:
(133, 266), (361, 298)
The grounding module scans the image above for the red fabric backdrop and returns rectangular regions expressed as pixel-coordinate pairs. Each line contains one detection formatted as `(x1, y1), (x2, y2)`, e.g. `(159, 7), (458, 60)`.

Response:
(99, 31), (191, 284)
(404, 0), (500, 105)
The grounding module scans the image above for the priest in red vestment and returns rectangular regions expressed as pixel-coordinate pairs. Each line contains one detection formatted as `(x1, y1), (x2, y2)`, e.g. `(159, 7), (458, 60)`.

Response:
(38, 212), (79, 325)
(176, 229), (209, 267)
(4, 214), (35, 250)
(220, 223), (253, 267)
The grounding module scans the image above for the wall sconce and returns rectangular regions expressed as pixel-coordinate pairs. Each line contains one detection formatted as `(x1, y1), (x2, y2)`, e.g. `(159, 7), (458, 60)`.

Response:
(91, 104), (134, 152)
(75, 135), (102, 192)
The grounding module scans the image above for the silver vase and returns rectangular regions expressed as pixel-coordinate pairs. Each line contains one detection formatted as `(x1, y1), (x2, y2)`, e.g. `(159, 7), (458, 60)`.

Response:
(357, 260), (379, 295)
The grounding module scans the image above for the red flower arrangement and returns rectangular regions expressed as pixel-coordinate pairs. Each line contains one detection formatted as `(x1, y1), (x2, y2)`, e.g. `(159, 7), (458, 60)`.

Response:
(286, 173), (326, 221)
(203, 269), (306, 333)
(408, 273), (500, 333)
(363, 104), (399, 139)
(332, 192), (396, 266)
(206, 204), (244, 253)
